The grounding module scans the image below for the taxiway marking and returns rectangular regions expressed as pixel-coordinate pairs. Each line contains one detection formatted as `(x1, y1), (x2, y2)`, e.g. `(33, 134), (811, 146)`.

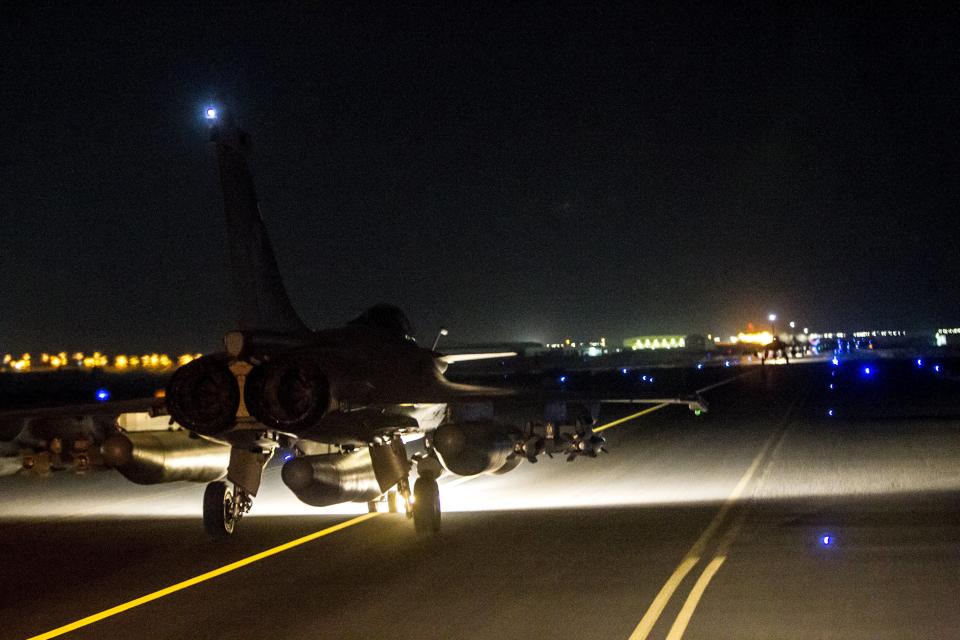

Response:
(626, 429), (777, 640)
(26, 512), (379, 640)
(629, 386), (802, 640)
(664, 405), (796, 639)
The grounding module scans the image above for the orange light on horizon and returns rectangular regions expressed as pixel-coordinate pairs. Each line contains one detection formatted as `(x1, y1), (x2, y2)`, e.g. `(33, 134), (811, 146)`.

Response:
(737, 331), (774, 345)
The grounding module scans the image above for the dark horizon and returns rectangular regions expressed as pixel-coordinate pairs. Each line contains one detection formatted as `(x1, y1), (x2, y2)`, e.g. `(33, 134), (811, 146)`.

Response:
(3, 4), (959, 353)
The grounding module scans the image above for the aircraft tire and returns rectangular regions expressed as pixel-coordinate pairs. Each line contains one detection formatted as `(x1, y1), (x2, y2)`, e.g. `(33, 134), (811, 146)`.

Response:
(203, 480), (236, 538)
(413, 477), (441, 536)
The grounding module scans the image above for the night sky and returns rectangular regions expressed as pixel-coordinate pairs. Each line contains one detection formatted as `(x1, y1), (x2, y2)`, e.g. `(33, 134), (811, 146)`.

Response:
(2, 3), (959, 353)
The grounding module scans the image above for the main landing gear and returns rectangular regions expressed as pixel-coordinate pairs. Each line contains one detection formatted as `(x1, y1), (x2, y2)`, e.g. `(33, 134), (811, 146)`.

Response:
(368, 454), (442, 537)
(203, 480), (252, 538)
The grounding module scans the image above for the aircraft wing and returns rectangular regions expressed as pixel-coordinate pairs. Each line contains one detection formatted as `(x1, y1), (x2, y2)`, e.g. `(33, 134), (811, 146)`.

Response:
(437, 352), (517, 364)
(0, 396), (164, 422)
(372, 377), (706, 413)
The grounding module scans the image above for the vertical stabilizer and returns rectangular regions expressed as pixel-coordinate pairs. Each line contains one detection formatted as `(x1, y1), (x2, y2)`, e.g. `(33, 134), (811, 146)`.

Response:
(209, 115), (308, 334)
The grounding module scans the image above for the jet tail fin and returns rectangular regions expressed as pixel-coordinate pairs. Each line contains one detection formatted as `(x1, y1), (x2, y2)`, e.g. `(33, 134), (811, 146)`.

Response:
(209, 114), (308, 334)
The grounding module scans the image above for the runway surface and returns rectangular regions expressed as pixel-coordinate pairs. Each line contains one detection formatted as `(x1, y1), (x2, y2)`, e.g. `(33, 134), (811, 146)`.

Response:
(3, 361), (960, 639)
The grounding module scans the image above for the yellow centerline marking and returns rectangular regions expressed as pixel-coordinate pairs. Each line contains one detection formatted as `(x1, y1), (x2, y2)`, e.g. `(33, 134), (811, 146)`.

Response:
(663, 409), (797, 639)
(27, 512), (379, 640)
(664, 512), (745, 640)
(664, 555), (727, 640)
(630, 386), (804, 640)
(627, 429), (778, 640)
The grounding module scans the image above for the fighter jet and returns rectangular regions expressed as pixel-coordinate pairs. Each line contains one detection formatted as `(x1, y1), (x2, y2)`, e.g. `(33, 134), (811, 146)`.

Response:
(0, 109), (704, 538)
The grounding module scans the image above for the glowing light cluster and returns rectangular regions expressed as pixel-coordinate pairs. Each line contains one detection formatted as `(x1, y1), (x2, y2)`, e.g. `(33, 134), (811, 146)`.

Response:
(736, 331), (774, 345)
(2, 351), (203, 372)
(852, 330), (906, 338)
(626, 335), (686, 350)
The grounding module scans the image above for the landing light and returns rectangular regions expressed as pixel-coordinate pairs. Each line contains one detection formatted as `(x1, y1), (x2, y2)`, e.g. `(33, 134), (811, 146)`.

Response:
(95, 388), (111, 402)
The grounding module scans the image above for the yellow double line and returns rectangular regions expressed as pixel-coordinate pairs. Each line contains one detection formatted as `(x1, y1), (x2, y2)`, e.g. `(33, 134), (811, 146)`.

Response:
(628, 387), (801, 640)
(627, 430), (777, 640)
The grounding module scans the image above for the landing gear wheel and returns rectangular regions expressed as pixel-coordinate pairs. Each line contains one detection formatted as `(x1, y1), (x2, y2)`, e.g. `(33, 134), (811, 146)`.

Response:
(413, 477), (441, 537)
(204, 480), (240, 538)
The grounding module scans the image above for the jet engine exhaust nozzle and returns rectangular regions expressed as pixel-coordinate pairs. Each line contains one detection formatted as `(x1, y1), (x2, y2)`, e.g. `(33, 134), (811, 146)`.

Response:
(166, 356), (240, 436)
(245, 357), (331, 433)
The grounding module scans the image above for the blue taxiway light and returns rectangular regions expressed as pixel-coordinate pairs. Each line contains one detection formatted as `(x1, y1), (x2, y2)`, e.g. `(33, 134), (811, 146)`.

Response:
(95, 388), (111, 402)
(863, 366), (871, 376)
(820, 534), (835, 547)
(205, 107), (218, 120)
(827, 409), (834, 417)
(621, 368), (628, 374)
(934, 365), (941, 373)
(559, 375), (567, 383)
(724, 360), (731, 367)
(649, 377), (654, 383)
(831, 357), (840, 366)
(696, 363), (704, 370)
(829, 383), (835, 390)
(283, 453), (293, 462)
(641, 375), (648, 381)
(916, 359), (923, 368)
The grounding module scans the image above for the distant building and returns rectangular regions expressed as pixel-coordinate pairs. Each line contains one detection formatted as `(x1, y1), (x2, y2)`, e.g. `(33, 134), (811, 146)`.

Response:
(624, 335), (687, 351)
(544, 337), (610, 356)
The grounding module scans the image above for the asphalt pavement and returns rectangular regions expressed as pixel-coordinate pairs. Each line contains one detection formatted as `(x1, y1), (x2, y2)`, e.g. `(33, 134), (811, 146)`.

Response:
(2, 361), (960, 639)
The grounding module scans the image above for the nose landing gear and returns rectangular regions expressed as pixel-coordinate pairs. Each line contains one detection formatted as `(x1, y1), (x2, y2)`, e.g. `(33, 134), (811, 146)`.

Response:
(413, 476), (441, 536)
(411, 453), (443, 537)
